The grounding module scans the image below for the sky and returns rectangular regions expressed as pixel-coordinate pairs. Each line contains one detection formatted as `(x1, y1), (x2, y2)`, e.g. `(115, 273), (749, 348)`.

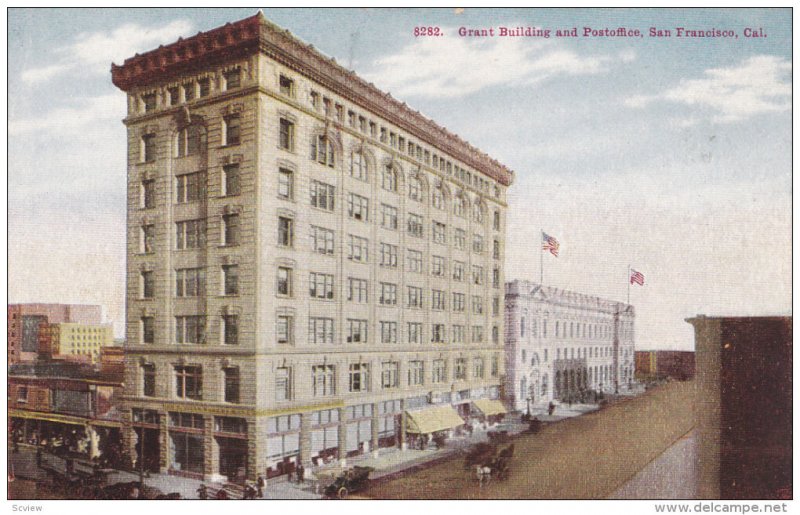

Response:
(7, 7), (792, 349)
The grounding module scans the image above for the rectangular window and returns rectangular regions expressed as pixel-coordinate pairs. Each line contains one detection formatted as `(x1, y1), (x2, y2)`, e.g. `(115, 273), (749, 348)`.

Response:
(406, 249), (423, 273)
(472, 295), (483, 314)
(453, 261), (465, 282)
(454, 229), (466, 250)
(223, 214), (240, 246)
(454, 358), (467, 380)
(223, 265), (239, 295)
(380, 243), (398, 268)
(183, 81), (196, 101)
(223, 315), (238, 345)
(379, 283), (397, 306)
(433, 222), (447, 244)
(380, 321), (397, 344)
(347, 235), (369, 263)
(347, 278), (369, 303)
(407, 286), (423, 308)
(335, 104), (344, 123)
(493, 211), (501, 231)
(493, 267), (501, 289)
(348, 110), (356, 127)
(348, 193), (369, 221)
(491, 355), (499, 377)
(432, 255), (446, 277)
(473, 358), (485, 379)
(312, 365), (336, 397)
(142, 363), (156, 397)
(310, 180), (335, 211)
(432, 324), (446, 343)
(493, 296), (500, 316)
(379, 127), (387, 143)
(141, 271), (154, 298)
(278, 217), (293, 247)
(224, 367), (240, 403)
(198, 77), (211, 97)
(407, 213), (424, 237)
(308, 318), (334, 344)
(142, 93), (156, 112)
(472, 265), (484, 285)
(349, 363), (369, 392)
(168, 87), (180, 106)
(493, 240), (501, 259)
(311, 135), (336, 167)
(223, 164), (240, 196)
(276, 315), (293, 344)
(142, 133), (156, 162)
(452, 292), (465, 312)
(310, 226), (334, 255)
(432, 359), (446, 383)
(175, 365), (202, 399)
(142, 179), (156, 209)
(432, 289), (446, 311)
(309, 272), (335, 299)
(224, 115), (241, 146)
(176, 172), (206, 204)
(408, 360), (424, 386)
(346, 319), (368, 343)
(278, 168), (294, 200)
(368, 121), (376, 136)
(407, 322), (422, 344)
(225, 68), (241, 89)
(175, 316), (206, 344)
(381, 204), (398, 229)
(176, 219), (207, 250)
(382, 166), (398, 192)
(310, 91), (320, 110)
(381, 362), (399, 389)
(472, 326), (484, 343)
(276, 267), (292, 296)
(473, 234), (484, 254)
(452, 325), (466, 344)
(141, 316), (155, 344)
(279, 118), (295, 151)
(176, 267), (206, 297)
(276, 367), (292, 401)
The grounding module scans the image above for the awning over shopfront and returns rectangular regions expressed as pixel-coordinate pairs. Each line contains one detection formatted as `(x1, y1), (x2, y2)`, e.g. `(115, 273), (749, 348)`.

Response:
(472, 399), (507, 417)
(405, 406), (464, 434)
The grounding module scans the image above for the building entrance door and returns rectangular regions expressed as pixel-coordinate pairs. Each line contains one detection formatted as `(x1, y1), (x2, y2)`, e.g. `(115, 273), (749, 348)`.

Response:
(217, 437), (247, 483)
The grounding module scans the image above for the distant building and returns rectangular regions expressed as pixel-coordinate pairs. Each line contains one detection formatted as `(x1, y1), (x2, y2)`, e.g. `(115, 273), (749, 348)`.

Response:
(635, 350), (695, 381)
(688, 315), (791, 500)
(504, 281), (635, 412)
(7, 303), (102, 364)
(44, 322), (115, 364)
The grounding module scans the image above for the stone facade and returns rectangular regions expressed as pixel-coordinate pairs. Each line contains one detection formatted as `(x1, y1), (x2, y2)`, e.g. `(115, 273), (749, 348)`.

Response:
(113, 13), (513, 481)
(504, 280), (635, 412)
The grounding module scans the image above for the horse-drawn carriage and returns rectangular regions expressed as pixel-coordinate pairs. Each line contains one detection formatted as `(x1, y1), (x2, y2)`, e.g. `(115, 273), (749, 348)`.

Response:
(463, 442), (515, 482)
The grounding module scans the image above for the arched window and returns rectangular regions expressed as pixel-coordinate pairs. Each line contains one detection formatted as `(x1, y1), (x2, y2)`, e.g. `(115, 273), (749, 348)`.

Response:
(311, 134), (335, 167)
(453, 195), (467, 217)
(349, 149), (368, 181)
(382, 164), (398, 192)
(520, 377), (527, 401)
(176, 125), (206, 157)
(541, 374), (548, 396)
(520, 316), (526, 337)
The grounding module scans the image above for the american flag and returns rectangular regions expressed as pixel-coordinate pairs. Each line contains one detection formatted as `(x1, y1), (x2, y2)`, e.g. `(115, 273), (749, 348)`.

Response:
(542, 232), (559, 257)
(630, 269), (645, 286)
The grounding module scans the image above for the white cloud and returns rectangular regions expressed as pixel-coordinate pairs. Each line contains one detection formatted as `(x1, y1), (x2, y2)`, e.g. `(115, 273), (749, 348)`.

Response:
(9, 93), (125, 135)
(21, 19), (193, 83)
(362, 27), (622, 99)
(624, 55), (791, 123)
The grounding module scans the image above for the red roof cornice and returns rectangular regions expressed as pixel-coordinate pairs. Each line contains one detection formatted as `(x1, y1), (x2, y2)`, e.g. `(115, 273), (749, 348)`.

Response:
(111, 12), (514, 186)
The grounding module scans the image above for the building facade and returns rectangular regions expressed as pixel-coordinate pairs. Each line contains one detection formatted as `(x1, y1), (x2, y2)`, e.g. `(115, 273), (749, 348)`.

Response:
(634, 350), (695, 381)
(7, 304), (103, 364)
(112, 13), (513, 482)
(43, 323), (115, 364)
(504, 281), (635, 412)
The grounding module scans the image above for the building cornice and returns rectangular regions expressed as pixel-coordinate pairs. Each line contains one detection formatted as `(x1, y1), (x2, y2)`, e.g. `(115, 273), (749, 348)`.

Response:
(111, 12), (515, 187)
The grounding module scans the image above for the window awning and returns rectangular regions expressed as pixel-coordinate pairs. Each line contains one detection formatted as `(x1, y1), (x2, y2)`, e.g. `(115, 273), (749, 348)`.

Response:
(405, 405), (464, 434)
(472, 399), (507, 416)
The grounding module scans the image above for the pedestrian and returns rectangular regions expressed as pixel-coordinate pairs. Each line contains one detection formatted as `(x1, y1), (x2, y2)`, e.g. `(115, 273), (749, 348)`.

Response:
(197, 484), (208, 500)
(287, 467), (294, 483)
(296, 463), (305, 484)
(216, 488), (228, 500)
(244, 484), (256, 500)
(256, 474), (265, 498)
(548, 402), (555, 417)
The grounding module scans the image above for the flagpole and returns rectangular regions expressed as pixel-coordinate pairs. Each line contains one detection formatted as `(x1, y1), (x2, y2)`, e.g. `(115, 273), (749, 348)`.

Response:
(540, 231), (544, 285)
(627, 264), (631, 305)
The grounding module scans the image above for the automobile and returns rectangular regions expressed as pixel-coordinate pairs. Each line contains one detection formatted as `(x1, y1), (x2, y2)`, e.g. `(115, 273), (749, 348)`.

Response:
(322, 466), (374, 499)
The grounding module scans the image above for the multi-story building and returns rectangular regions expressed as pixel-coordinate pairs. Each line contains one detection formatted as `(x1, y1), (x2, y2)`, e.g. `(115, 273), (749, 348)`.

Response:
(504, 280), (635, 412)
(111, 13), (513, 482)
(634, 350), (695, 381)
(44, 323), (115, 364)
(7, 303), (102, 364)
